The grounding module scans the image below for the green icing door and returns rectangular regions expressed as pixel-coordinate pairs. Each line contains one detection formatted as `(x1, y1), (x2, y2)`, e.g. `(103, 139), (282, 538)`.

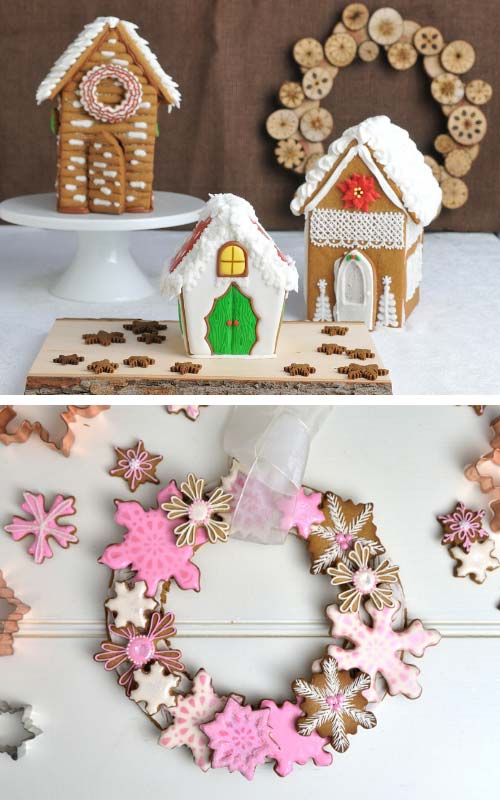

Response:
(206, 284), (258, 355)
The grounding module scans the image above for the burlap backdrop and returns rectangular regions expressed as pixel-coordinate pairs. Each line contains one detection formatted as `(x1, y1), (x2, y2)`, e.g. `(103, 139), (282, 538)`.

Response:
(0, 0), (498, 230)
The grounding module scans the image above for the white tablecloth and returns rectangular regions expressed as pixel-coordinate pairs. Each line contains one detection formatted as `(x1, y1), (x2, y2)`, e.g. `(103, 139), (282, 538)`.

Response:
(0, 227), (499, 394)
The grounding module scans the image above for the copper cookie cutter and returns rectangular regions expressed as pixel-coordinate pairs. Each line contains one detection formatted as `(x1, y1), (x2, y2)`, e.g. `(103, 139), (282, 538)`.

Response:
(0, 702), (42, 760)
(464, 416), (500, 532)
(0, 571), (30, 657)
(0, 405), (110, 457)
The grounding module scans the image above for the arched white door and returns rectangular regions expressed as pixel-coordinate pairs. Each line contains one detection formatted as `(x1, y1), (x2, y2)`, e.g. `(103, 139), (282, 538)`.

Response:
(333, 250), (374, 329)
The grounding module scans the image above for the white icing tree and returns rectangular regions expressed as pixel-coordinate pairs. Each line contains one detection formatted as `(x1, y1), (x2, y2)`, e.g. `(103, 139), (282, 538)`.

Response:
(313, 279), (333, 322)
(376, 276), (398, 328)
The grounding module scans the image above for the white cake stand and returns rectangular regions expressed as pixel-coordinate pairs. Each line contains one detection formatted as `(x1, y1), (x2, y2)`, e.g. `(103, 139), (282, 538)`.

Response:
(0, 192), (204, 302)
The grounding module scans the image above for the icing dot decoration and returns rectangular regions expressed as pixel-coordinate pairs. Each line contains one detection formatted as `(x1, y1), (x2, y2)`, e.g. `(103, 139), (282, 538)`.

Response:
(79, 64), (143, 123)
(96, 464), (440, 779)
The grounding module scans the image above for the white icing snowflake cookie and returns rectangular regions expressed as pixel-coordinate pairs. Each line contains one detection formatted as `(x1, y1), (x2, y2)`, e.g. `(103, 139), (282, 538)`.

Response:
(105, 580), (158, 627)
(450, 539), (500, 584)
(131, 663), (180, 714)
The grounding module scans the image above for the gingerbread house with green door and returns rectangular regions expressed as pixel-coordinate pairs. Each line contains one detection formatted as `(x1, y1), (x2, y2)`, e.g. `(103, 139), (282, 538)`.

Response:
(161, 194), (298, 356)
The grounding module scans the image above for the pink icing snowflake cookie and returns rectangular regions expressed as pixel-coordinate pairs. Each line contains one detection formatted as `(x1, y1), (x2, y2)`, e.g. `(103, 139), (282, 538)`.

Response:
(166, 405), (201, 421)
(99, 483), (208, 597)
(109, 440), (163, 493)
(5, 491), (77, 564)
(260, 698), (332, 777)
(159, 669), (232, 772)
(438, 502), (488, 552)
(277, 488), (324, 540)
(325, 601), (441, 702)
(201, 697), (275, 780)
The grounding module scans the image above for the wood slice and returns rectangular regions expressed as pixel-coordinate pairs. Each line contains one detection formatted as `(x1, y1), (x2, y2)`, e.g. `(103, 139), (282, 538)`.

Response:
(434, 133), (455, 154)
(293, 38), (324, 68)
(302, 66), (334, 99)
(368, 7), (404, 46)
(431, 73), (465, 105)
(342, 3), (369, 31)
(294, 98), (320, 119)
(300, 107), (334, 142)
(279, 81), (305, 109)
(423, 54), (444, 78)
(358, 40), (380, 62)
(387, 41), (418, 70)
(465, 79), (493, 105)
(333, 20), (368, 45)
(465, 142), (480, 161)
(441, 99), (466, 117)
(400, 20), (421, 44)
(266, 109), (299, 139)
(423, 155), (441, 182)
(324, 33), (357, 67)
(447, 104), (487, 144)
(305, 152), (323, 172)
(274, 137), (305, 169)
(444, 148), (472, 178)
(441, 40), (476, 75)
(441, 176), (468, 209)
(414, 25), (444, 55)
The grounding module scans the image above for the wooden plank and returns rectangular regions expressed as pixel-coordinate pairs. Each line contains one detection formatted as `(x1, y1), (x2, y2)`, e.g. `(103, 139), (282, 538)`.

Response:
(25, 319), (392, 395)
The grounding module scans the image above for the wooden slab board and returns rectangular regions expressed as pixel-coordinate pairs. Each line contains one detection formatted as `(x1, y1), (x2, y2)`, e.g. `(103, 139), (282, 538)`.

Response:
(24, 319), (392, 395)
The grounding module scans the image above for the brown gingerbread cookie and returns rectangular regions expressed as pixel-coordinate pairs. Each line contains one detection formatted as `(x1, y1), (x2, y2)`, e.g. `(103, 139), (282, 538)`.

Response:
(53, 354), (84, 365)
(321, 325), (348, 336)
(123, 320), (168, 335)
(170, 362), (202, 375)
(87, 359), (119, 374)
(137, 333), (166, 344)
(344, 348), (375, 360)
(317, 343), (346, 355)
(338, 363), (388, 381)
(123, 356), (155, 368)
(284, 363), (316, 377)
(83, 330), (125, 346)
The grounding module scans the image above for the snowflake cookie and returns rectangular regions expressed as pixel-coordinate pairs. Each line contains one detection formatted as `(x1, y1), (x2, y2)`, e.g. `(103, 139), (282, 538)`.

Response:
(293, 656), (376, 753)
(166, 405), (201, 421)
(437, 502), (488, 552)
(327, 541), (400, 613)
(105, 580), (158, 628)
(5, 492), (77, 564)
(277, 487), (325, 540)
(131, 664), (180, 715)
(465, 416), (500, 496)
(260, 698), (332, 776)
(307, 491), (384, 575)
(99, 483), (208, 597)
(324, 602), (441, 702)
(159, 669), (233, 772)
(95, 610), (184, 695)
(109, 440), (163, 492)
(161, 473), (232, 547)
(201, 697), (275, 780)
(449, 539), (500, 584)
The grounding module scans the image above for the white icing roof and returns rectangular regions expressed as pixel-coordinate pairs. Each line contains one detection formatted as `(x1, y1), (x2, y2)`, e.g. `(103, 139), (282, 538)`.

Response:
(161, 193), (299, 298)
(36, 16), (181, 108)
(291, 115), (441, 226)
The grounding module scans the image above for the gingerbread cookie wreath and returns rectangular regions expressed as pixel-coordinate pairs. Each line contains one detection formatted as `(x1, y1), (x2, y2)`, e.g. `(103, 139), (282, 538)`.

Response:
(267, 2), (492, 210)
(96, 463), (440, 779)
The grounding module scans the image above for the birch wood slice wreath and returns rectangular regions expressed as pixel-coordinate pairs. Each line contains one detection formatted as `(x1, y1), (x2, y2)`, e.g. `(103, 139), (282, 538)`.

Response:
(95, 462), (440, 779)
(266, 3), (492, 210)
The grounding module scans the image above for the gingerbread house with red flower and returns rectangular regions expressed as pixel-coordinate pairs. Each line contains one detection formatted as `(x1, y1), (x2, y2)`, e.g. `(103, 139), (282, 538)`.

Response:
(36, 16), (180, 215)
(291, 116), (441, 329)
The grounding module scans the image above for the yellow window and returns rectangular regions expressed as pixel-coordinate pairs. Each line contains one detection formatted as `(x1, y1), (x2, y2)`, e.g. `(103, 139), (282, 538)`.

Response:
(218, 243), (247, 276)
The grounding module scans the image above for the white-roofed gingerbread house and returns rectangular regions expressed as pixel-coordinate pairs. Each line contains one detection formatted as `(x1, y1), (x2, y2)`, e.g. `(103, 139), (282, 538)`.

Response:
(36, 16), (180, 215)
(161, 194), (298, 356)
(291, 116), (442, 329)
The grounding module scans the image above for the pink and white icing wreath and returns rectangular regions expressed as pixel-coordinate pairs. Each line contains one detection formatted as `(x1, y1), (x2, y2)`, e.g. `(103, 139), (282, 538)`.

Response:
(79, 64), (143, 123)
(96, 461), (440, 779)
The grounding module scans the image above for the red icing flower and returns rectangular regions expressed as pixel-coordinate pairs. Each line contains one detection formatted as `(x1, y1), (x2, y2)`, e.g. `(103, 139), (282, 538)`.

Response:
(338, 174), (381, 212)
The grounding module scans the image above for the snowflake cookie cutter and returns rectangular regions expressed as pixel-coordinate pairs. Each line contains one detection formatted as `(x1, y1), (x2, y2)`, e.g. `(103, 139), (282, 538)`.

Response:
(0, 405), (110, 457)
(464, 416), (500, 532)
(95, 469), (439, 780)
(0, 571), (30, 656)
(0, 702), (42, 760)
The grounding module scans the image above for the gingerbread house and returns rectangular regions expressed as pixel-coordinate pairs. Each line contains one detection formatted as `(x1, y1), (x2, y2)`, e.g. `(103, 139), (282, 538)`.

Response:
(291, 116), (442, 329)
(36, 16), (180, 215)
(161, 194), (298, 357)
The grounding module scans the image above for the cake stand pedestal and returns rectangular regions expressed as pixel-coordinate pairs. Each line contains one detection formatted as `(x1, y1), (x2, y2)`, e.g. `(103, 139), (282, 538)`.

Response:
(0, 191), (204, 302)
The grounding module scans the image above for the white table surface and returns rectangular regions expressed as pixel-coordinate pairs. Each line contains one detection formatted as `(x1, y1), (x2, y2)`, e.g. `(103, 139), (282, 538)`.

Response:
(1, 404), (500, 797)
(0, 227), (499, 395)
